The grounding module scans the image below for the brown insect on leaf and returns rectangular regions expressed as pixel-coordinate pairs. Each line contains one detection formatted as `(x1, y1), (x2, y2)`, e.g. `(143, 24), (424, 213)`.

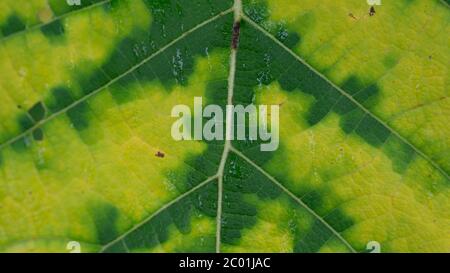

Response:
(369, 6), (376, 16)
(155, 151), (165, 158)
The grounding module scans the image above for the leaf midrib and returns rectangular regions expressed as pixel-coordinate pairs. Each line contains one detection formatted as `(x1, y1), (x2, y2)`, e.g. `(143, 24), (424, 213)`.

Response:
(99, 0), (356, 253)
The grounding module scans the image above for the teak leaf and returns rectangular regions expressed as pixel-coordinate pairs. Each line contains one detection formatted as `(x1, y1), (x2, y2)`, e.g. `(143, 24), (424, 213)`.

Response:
(0, 0), (448, 253)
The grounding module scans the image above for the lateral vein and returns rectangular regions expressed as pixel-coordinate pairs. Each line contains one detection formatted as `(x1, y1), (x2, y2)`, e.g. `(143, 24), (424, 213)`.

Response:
(242, 14), (449, 181)
(230, 146), (357, 253)
(0, 7), (234, 151)
(99, 175), (218, 252)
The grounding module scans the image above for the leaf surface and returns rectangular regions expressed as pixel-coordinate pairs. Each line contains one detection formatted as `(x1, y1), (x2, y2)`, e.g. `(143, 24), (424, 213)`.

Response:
(0, 0), (448, 253)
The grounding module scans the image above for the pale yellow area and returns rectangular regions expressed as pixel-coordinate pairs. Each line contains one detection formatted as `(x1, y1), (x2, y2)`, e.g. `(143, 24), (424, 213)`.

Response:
(223, 196), (313, 253)
(318, 237), (352, 253)
(143, 216), (215, 253)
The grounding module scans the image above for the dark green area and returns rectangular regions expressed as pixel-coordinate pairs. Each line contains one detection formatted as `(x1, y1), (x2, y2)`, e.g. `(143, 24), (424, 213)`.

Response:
(11, 135), (31, 153)
(103, 182), (217, 253)
(243, 0), (301, 48)
(1, 14), (25, 37)
(90, 201), (119, 244)
(221, 153), (281, 245)
(102, 0), (121, 12)
(41, 19), (65, 41)
(323, 209), (355, 233)
(66, 102), (90, 131)
(294, 219), (334, 253)
(32, 128), (44, 141)
(47, 86), (75, 112)
(383, 136), (416, 174)
(17, 115), (34, 131)
(28, 102), (46, 122)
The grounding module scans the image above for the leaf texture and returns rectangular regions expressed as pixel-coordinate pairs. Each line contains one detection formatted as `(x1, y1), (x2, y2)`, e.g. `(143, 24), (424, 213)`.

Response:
(0, 0), (448, 253)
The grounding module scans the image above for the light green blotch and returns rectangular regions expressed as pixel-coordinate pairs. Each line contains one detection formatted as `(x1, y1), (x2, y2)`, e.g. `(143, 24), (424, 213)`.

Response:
(142, 216), (215, 253)
(222, 195), (313, 253)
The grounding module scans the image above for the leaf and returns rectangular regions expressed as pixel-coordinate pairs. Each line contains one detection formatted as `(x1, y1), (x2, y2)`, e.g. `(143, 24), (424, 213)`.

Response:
(0, 0), (448, 253)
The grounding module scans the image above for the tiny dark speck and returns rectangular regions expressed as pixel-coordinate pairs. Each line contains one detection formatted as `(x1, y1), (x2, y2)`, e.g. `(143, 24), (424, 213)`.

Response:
(348, 13), (357, 20)
(369, 6), (376, 16)
(155, 151), (165, 158)
(231, 22), (241, 49)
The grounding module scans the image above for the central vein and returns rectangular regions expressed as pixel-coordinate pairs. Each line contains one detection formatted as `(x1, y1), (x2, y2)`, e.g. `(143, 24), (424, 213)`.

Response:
(215, 0), (242, 254)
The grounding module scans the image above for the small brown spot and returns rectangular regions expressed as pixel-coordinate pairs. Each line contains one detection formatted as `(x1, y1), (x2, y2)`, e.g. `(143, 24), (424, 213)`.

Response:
(369, 6), (376, 16)
(231, 21), (241, 49)
(348, 13), (357, 20)
(155, 151), (165, 158)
